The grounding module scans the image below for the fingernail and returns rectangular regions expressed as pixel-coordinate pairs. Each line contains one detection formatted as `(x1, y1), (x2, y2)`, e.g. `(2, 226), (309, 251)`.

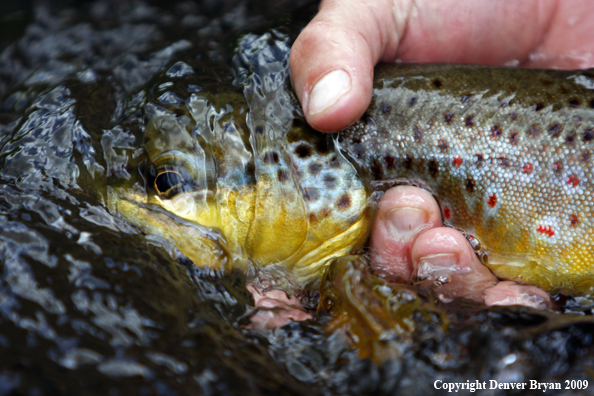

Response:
(308, 69), (351, 115)
(416, 253), (464, 283)
(385, 207), (429, 241)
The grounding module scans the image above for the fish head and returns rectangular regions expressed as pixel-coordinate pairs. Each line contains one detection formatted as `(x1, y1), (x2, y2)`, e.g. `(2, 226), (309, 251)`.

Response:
(108, 89), (374, 286)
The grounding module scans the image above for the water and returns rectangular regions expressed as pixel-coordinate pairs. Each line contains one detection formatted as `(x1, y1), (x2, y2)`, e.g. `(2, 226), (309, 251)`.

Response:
(1, 1), (594, 395)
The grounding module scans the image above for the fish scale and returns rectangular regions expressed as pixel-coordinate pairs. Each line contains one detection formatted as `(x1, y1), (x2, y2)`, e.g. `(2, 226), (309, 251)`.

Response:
(340, 63), (594, 294)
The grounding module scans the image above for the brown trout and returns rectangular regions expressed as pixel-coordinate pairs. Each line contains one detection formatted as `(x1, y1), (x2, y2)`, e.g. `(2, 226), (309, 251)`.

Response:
(109, 62), (594, 295)
(343, 64), (594, 294)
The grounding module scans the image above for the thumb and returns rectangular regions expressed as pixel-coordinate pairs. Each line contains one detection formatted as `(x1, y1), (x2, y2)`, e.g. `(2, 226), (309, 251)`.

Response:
(289, 0), (409, 132)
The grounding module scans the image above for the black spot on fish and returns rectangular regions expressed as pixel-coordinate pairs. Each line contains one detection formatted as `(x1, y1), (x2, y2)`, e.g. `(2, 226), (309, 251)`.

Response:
(303, 187), (320, 202)
(295, 144), (312, 158)
(443, 111), (454, 125)
(256, 126), (264, 134)
(461, 95), (471, 104)
(428, 159), (439, 178)
(323, 174), (337, 189)
(583, 128), (594, 142)
(569, 98), (582, 108)
(527, 124), (542, 138)
(438, 139), (449, 153)
(329, 156), (341, 168)
(404, 155), (413, 171)
(533, 102), (545, 111)
(315, 138), (330, 154)
(509, 131), (519, 145)
(408, 97), (417, 106)
(510, 112), (518, 122)
(464, 115), (475, 128)
(475, 153), (485, 167)
(277, 169), (290, 182)
(384, 154), (396, 170)
(381, 103), (392, 115)
(262, 151), (279, 165)
(566, 132), (576, 145)
(336, 193), (351, 211)
(246, 161), (256, 175)
(413, 125), (424, 142)
(497, 156), (510, 167)
(490, 124), (502, 139)
(548, 122), (563, 138)
(580, 151), (591, 163)
(308, 162), (322, 175)
(466, 177), (475, 194)
(370, 159), (384, 179)
(433, 79), (443, 89)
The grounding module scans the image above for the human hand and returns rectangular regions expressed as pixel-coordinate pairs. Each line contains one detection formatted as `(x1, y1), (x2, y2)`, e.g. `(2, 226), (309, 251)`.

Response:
(290, 0), (594, 132)
(290, 0), (594, 308)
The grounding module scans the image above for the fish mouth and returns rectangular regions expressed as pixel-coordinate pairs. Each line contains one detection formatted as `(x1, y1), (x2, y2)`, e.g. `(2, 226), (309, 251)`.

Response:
(108, 186), (235, 271)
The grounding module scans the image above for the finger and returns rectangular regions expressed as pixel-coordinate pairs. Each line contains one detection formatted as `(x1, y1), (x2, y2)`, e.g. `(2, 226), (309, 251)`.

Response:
(396, 0), (557, 66)
(246, 284), (312, 330)
(484, 281), (554, 310)
(410, 227), (498, 303)
(370, 186), (442, 282)
(290, 0), (406, 132)
(290, 0), (565, 133)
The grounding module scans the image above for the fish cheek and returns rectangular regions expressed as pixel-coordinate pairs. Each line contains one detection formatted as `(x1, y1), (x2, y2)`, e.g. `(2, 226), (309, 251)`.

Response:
(245, 173), (308, 265)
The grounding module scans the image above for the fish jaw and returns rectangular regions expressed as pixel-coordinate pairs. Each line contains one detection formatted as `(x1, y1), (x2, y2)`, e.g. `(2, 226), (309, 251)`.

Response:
(109, 184), (236, 271)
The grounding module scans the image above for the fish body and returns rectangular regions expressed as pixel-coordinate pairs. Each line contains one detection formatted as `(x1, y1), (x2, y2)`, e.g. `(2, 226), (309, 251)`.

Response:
(107, 62), (594, 294)
(342, 64), (594, 294)
(9, 54), (591, 293)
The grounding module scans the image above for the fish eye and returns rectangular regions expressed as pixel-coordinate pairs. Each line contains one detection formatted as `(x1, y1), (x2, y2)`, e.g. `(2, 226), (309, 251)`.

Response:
(154, 169), (185, 197)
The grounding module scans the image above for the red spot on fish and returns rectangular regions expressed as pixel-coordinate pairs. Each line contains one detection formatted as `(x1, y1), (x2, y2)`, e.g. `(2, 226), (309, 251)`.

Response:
(567, 174), (580, 187)
(536, 225), (555, 237)
(452, 157), (462, 167)
(487, 194), (497, 208)
(570, 213), (579, 226)
(443, 207), (451, 219)
(522, 163), (533, 174)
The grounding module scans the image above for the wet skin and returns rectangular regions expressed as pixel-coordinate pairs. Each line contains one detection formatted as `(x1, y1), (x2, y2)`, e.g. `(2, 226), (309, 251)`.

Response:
(254, 0), (594, 326)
